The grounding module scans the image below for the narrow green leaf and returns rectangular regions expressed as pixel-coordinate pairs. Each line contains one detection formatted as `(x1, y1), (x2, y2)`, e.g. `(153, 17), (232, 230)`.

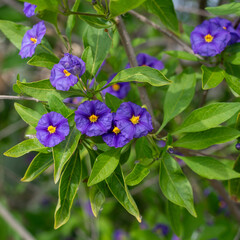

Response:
(159, 153), (196, 217)
(106, 165), (141, 222)
(205, 3), (240, 16)
(165, 51), (199, 61)
(105, 93), (122, 112)
(21, 153), (53, 182)
(109, 0), (146, 17)
(4, 138), (47, 158)
(173, 127), (240, 150)
(88, 148), (121, 186)
(126, 164), (150, 186)
(109, 66), (171, 87)
(229, 156), (240, 202)
(160, 68), (196, 131)
(201, 65), (224, 90)
(27, 53), (59, 69)
(54, 150), (82, 229)
(146, 0), (179, 33)
(178, 155), (240, 180)
(14, 103), (42, 128)
(53, 127), (81, 183)
(89, 184), (105, 217)
(17, 79), (83, 101)
(174, 102), (240, 134)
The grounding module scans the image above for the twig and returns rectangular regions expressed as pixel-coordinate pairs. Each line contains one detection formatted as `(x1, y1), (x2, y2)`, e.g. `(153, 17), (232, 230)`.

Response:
(0, 202), (36, 240)
(129, 10), (203, 60)
(199, 90), (208, 107)
(176, 6), (211, 17)
(115, 16), (160, 130)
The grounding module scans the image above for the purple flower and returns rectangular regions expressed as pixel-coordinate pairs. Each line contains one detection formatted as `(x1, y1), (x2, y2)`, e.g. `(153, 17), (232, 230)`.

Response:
(84, 201), (94, 217)
(36, 112), (70, 147)
(113, 229), (128, 240)
(172, 235), (181, 240)
(210, 17), (240, 45)
(115, 102), (153, 139)
(190, 20), (231, 57)
(50, 54), (85, 91)
(19, 21), (46, 59)
(102, 113), (131, 148)
(126, 53), (164, 70)
(153, 223), (169, 236)
(75, 100), (112, 137)
(102, 73), (131, 99)
(23, 2), (37, 17)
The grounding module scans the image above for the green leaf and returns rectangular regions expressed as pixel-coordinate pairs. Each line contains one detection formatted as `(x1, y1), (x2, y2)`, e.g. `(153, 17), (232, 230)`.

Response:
(167, 201), (182, 237)
(135, 137), (152, 162)
(229, 156), (240, 202)
(83, 26), (112, 78)
(48, 94), (72, 118)
(27, 53), (59, 69)
(17, 79), (83, 101)
(159, 153), (196, 217)
(225, 72), (240, 95)
(177, 155), (240, 180)
(174, 102), (240, 134)
(125, 164), (150, 186)
(0, 20), (29, 49)
(109, 0), (146, 17)
(53, 126), (81, 183)
(106, 165), (141, 222)
(160, 68), (196, 131)
(54, 150), (82, 229)
(165, 51), (199, 61)
(37, 9), (58, 27)
(146, 0), (179, 33)
(105, 93), (122, 111)
(66, 0), (81, 43)
(89, 184), (105, 217)
(88, 148), (121, 186)
(108, 66), (170, 87)
(225, 51), (240, 65)
(4, 138), (47, 158)
(21, 153), (53, 182)
(205, 3), (240, 16)
(81, 46), (94, 83)
(201, 65), (224, 90)
(20, 0), (59, 11)
(173, 127), (240, 150)
(14, 103), (42, 128)
(79, 16), (113, 29)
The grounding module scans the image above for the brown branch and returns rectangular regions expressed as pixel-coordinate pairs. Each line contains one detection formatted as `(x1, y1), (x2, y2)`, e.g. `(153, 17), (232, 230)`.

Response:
(129, 10), (203, 60)
(115, 16), (160, 130)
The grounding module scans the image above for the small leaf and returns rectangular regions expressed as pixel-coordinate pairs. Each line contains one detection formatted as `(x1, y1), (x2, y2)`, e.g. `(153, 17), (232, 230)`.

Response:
(89, 184), (105, 217)
(178, 156), (240, 180)
(88, 148), (121, 186)
(126, 164), (150, 186)
(205, 3), (240, 16)
(4, 138), (47, 158)
(105, 93), (122, 112)
(53, 126), (81, 183)
(54, 150), (82, 229)
(21, 153), (53, 182)
(201, 65), (224, 90)
(174, 102), (240, 134)
(106, 165), (141, 222)
(27, 53), (59, 69)
(229, 156), (240, 202)
(14, 103), (42, 127)
(159, 153), (196, 217)
(173, 127), (240, 150)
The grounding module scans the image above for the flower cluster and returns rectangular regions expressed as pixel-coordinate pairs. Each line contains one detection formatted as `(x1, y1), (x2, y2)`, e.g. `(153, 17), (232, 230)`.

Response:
(190, 17), (240, 57)
(50, 53), (86, 91)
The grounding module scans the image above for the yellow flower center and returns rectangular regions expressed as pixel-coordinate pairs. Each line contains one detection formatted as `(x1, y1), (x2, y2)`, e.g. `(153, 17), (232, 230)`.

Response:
(204, 34), (214, 43)
(63, 69), (71, 77)
(112, 84), (120, 91)
(89, 114), (98, 123)
(223, 26), (227, 30)
(30, 37), (37, 44)
(47, 125), (56, 134)
(112, 126), (121, 135)
(130, 115), (140, 124)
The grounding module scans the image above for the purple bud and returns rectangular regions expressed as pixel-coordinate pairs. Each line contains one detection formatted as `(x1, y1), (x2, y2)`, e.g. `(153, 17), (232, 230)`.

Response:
(236, 143), (240, 150)
(167, 148), (174, 154)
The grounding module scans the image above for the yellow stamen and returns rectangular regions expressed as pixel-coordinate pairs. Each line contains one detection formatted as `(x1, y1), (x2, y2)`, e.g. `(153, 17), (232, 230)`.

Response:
(223, 26), (227, 30)
(112, 126), (120, 135)
(112, 84), (120, 91)
(30, 37), (37, 44)
(89, 114), (98, 123)
(48, 125), (56, 134)
(204, 34), (214, 43)
(63, 69), (71, 77)
(130, 115), (140, 125)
